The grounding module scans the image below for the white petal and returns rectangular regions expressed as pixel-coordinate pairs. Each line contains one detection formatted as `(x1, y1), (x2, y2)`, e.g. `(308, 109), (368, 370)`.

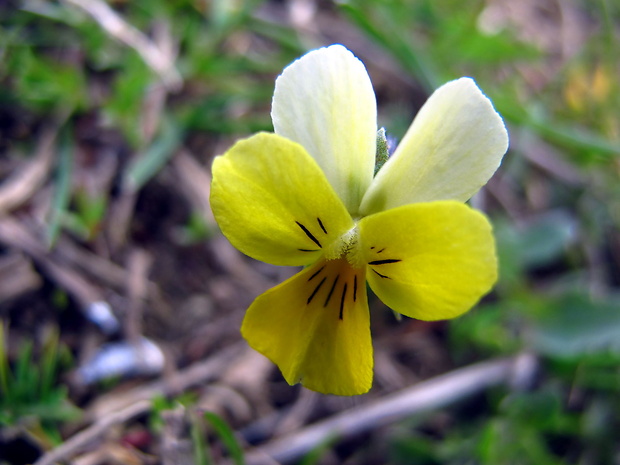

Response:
(272, 45), (377, 215)
(360, 78), (508, 215)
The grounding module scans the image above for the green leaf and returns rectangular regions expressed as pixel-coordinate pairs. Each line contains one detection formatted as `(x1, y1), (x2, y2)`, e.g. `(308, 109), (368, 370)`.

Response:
(0, 324), (10, 398)
(40, 329), (61, 398)
(123, 118), (182, 192)
(9, 47), (87, 112)
(496, 101), (620, 161)
(0, 326), (80, 426)
(299, 434), (340, 465)
(75, 191), (108, 235)
(14, 341), (35, 401)
(339, 2), (440, 92)
(103, 55), (153, 145)
(450, 303), (522, 357)
(530, 292), (620, 358)
(203, 411), (245, 465)
(495, 211), (577, 286)
(517, 212), (577, 268)
(501, 391), (562, 429)
(47, 128), (74, 247)
(191, 411), (212, 465)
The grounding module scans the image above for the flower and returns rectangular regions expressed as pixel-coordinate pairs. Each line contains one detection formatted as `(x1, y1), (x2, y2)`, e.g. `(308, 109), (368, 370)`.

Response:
(210, 45), (509, 395)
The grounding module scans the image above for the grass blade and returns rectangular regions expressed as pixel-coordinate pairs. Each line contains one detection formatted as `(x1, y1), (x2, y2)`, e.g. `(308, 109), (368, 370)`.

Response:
(0, 324), (10, 398)
(204, 411), (245, 465)
(191, 411), (212, 465)
(47, 127), (73, 247)
(123, 118), (182, 193)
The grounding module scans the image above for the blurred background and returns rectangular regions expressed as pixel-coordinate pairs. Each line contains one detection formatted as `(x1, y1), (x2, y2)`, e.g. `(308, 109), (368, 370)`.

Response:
(1, 0), (619, 464)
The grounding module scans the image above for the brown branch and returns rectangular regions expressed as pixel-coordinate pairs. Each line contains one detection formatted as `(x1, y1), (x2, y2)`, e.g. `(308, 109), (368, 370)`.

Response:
(0, 128), (56, 216)
(0, 218), (104, 308)
(63, 0), (181, 89)
(245, 353), (537, 464)
(85, 343), (245, 420)
(33, 399), (151, 465)
(34, 344), (245, 463)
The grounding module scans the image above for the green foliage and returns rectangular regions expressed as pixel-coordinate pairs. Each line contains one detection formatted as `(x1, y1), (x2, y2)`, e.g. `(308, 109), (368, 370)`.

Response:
(494, 212), (577, 290)
(203, 411), (246, 465)
(148, 393), (198, 433)
(102, 55), (155, 146)
(67, 190), (109, 241)
(450, 302), (523, 358)
(0, 325), (80, 428)
(340, 0), (620, 161)
(191, 410), (211, 465)
(46, 128), (74, 247)
(148, 398), (244, 465)
(175, 211), (212, 245)
(389, 384), (620, 465)
(530, 292), (620, 358)
(5, 47), (87, 112)
(123, 117), (184, 192)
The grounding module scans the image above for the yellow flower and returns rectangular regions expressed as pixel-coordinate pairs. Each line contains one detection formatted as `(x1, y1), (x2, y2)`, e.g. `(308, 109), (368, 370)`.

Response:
(210, 45), (509, 395)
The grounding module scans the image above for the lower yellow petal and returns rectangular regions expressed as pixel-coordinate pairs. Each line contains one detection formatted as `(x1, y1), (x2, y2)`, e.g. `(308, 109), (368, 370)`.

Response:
(358, 201), (497, 321)
(241, 258), (373, 395)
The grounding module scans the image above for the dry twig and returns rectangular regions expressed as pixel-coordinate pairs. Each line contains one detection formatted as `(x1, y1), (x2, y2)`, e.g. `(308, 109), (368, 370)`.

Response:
(171, 150), (216, 229)
(0, 129), (56, 216)
(0, 217), (105, 309)
(245, 353), (537, 464)
(33, 400), (151, 465)
(34, 345), (244, 463)
(86, 343), (245, 420)
(63, 0), (181, 89)
(0, 252), (41, 302)
(125, 248), (153, 343)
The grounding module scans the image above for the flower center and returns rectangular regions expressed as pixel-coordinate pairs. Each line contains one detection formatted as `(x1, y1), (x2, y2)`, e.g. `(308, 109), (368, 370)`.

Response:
(322, 224), (353, 260)
(321, 219), (403, 281)
(305, 256), (364, 320)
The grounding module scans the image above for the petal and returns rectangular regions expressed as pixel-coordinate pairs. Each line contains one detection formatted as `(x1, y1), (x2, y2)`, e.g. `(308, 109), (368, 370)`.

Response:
(360, 78), (509, 215)
(358, 201), (497, 320)
(241, 258), (373, 395)
(272, 45), (377, 215)
(211, 133), (353, 266)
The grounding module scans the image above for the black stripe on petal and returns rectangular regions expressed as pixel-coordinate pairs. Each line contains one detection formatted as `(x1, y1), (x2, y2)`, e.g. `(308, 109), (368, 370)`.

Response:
(339, 283), (348, 320)
(372, 269), (390, 279)
(368, 259), (401, 265)
(308, 277), (327, 304)
(324, 275), (340, 307)
(295, 221), (322, 248)
(308, 266), (325, 281)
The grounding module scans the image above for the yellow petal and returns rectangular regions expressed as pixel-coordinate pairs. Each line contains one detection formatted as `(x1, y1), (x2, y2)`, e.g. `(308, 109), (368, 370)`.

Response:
(241, 258), (373, 395)
(272, 45), (377, 215)
(211, 133), (354, 266)
(360, 78), (508, 215)
(358, 201), (497, 320)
